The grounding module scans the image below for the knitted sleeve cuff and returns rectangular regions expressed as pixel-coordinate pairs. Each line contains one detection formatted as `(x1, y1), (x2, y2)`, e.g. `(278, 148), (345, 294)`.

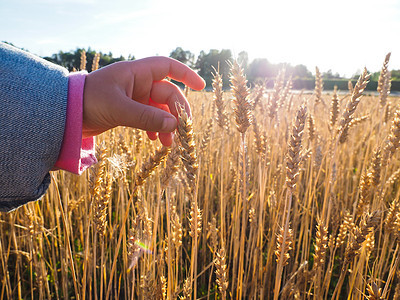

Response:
(53, 71), (97, 174)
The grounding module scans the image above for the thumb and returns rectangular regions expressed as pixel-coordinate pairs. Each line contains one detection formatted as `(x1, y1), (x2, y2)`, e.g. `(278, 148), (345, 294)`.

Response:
(113, 96), (177, 132)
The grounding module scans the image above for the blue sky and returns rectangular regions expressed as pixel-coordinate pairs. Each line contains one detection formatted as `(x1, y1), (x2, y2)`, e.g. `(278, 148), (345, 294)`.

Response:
(1, 0), (400, 77)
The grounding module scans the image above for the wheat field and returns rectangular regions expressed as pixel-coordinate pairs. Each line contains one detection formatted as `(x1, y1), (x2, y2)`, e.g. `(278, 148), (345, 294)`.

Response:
(1, 54), (400, 299)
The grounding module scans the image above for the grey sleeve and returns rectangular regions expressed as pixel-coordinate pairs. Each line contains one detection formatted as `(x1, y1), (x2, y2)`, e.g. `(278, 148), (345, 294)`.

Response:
(0, 42), (69, 212)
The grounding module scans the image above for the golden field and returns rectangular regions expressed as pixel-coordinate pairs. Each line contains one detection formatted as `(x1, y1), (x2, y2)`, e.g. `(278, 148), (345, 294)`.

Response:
(1, 57), (400, 299)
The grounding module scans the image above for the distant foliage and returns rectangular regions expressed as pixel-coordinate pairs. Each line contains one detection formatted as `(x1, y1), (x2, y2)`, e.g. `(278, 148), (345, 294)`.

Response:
(43, 48), (134, 72)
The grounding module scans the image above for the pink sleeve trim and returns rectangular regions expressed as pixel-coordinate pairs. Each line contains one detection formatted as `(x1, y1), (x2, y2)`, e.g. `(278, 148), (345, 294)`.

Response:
(54, 71), (97, 175)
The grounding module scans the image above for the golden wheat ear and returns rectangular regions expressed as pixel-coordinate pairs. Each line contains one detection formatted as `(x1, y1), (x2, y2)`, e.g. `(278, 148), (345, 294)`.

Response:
(337, 67), (370, 143)
(378, 52), (391, 107)
(175, 102), (198, 197)
(92, 52), (100, 72)
(80, 49), (86, 71)
(212, 65), (228, 130)
(135, 146), (170, 187)
(286, 105), (307, 192)
(229, 60), (252, 134)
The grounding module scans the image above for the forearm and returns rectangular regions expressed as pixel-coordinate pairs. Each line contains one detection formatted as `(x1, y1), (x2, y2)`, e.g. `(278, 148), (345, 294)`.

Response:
(0, 42), (68, 211)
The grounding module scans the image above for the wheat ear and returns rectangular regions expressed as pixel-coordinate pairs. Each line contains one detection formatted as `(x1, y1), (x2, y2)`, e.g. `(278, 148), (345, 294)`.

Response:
(338, 67), (370, 143)
(92, 52), (100, 72)
(286, 105), (307, 192)
(80, 49), (86, 71)
(378, 52), (391, 107)
(330, 85), (340, 128)
(230, 60), (252, 134)
(314, 66), (323, 106)
(345, 211), (380, 265)
(382, 108), (400, 167)
(176, 103), (198, 196)
(212, 66), (228, 130)
(135, 146), (170, 187)
(215, 247), (228, 299)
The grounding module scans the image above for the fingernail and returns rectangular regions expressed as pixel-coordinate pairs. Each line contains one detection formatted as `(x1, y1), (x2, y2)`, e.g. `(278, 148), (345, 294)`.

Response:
(162, 117), (176, 132)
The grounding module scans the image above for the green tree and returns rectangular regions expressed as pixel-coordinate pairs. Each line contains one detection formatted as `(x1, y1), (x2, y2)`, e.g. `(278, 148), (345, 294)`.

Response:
(292, 64), (312, 79)
(195, 49), (233, 88)
(169, 47), (195, 67)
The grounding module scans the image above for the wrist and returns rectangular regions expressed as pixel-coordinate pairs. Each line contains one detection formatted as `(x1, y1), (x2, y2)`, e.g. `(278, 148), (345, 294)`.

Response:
(54, 71), (97, 174)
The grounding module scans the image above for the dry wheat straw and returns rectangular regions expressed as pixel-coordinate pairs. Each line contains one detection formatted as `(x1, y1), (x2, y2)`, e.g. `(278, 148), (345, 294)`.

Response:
(275, 105), (307, 299)
(229, 60), (252, 299)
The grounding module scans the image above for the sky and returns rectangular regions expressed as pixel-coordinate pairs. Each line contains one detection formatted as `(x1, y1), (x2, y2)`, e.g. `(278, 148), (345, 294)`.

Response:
(1, 0), (400, 77)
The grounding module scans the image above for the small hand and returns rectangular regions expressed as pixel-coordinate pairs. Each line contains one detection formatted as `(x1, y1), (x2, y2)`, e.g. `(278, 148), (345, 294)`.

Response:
(82, 56), (205, 146)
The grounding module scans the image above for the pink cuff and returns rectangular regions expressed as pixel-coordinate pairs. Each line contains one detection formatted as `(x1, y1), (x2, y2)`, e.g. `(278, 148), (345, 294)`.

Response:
(54, 71), (97, 174)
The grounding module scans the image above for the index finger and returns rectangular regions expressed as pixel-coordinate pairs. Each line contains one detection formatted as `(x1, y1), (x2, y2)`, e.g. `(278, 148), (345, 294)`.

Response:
(135, 56), (206, 91)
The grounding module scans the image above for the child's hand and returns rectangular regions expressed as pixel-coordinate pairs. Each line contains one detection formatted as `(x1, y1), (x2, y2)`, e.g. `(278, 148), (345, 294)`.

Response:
(82, 56), (205, 146)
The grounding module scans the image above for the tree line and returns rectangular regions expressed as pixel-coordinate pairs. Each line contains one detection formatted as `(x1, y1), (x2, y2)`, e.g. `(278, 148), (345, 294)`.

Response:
(4, 42), (399, 90)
